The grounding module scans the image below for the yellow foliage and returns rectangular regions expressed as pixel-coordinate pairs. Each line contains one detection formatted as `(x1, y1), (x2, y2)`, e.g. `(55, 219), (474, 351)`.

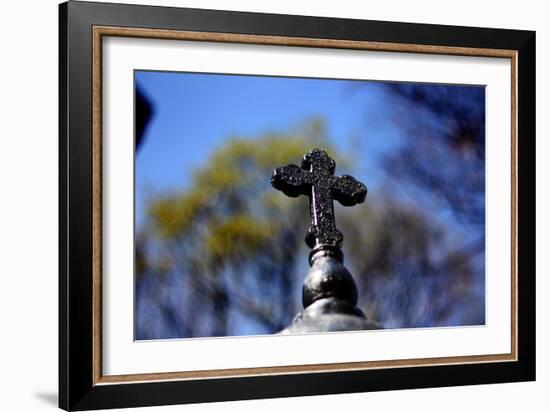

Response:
(149, 190), (209, 238)
(205, 215), (276, 259)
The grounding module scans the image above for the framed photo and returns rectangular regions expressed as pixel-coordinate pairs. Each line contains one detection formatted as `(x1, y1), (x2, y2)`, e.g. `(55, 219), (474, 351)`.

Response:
(59, 1), (535, 410)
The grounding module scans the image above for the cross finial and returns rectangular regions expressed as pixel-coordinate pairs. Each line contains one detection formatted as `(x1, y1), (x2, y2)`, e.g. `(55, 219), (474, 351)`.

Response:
(271, 148), (367, 256)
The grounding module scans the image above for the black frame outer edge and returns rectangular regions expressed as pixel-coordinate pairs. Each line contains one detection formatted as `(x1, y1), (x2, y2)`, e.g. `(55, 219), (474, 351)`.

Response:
(59, 2), (69, 411)
(59, 1), (536, 410)
(516, 30), (536, 382)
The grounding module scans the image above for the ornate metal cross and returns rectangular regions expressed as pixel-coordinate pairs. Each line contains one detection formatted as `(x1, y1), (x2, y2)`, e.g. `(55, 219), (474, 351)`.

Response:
(271, 148), (367, 250)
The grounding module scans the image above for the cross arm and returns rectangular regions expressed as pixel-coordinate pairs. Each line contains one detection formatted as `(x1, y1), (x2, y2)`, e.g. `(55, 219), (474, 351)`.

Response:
(271, 164), (311, 198)
(332, 174), (368, 206)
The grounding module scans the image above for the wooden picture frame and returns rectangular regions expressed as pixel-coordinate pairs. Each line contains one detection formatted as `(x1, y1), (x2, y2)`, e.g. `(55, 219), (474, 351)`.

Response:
(59, 1), (535, 410)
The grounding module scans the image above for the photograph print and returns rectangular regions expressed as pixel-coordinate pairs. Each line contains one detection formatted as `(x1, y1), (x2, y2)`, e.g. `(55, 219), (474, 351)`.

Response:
(134, 70), (486, 340)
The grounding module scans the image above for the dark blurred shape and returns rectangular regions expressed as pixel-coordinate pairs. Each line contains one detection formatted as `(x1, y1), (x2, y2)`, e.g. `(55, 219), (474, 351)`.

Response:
(135, 86), (154, 150)
(383, 83), (485, 226)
